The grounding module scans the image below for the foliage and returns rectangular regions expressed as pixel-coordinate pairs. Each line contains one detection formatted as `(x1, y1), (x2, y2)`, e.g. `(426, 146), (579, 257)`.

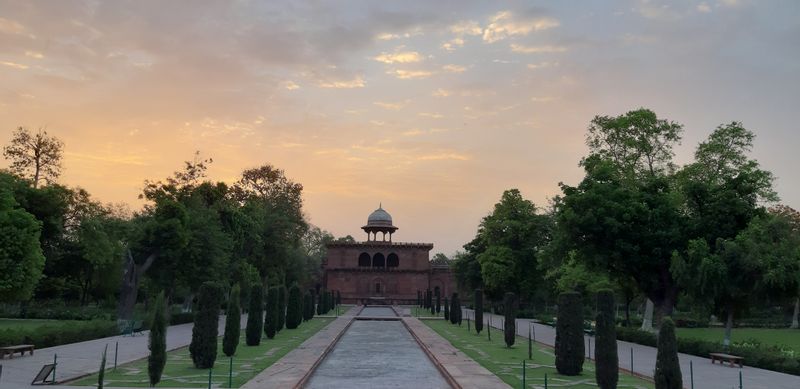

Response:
(654, 318), (682, 389)
(595, 290), (618, 389)
(444, 297), (450, 320)
(2, 126), (64, 187)
(148, 292), (167, 386)
(555, 292), (584, 375)
(503, 292), (516, 348)
(286, 284), (302, 329)
(474, 289), (484, 334)
(450, 293), (462, 324)
(276, 285), (286, 332)
(316, 289), (325, 315)
(435, 293), (441, 314)
(245, 283), (263, 346)
(0, 182), (46, 302)
(98, 344), (107, 389)
(189, 282), (222, 369)
(264, 287), (278, 339)
(302, 291), (313, 321)
(223, 285), (241, 357)
(0, 319), (118, 348)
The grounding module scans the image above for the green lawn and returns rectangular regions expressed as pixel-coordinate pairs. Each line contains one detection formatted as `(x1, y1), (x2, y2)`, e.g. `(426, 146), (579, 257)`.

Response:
(0, 318), (82, 330)
(423, 319), (653, 389)
(676, 327), (800, 352)
(410, 306), (444, 318)
(71, 317), (333, 388)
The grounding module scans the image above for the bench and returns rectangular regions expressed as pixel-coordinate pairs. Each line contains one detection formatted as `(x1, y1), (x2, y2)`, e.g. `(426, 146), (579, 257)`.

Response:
(1, 344), (35, 359)
(709, 352), (743, 368)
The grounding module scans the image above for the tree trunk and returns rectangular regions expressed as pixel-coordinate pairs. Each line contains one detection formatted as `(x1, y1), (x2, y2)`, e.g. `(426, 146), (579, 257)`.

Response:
(117, 251), (157, 321)
(723, 307), (734, 349)
(641, 299), (654, 332)
(791, 297), (799, 329)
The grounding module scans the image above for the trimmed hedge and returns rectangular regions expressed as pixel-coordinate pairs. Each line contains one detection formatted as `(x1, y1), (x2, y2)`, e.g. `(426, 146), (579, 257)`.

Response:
(148, 292), (167, 387)
(286, 284), (302, 329)
(503, 292), (517, 348)
(0, 319), (118, 348)
(474, 289), (484, 334)
(222, 285), (241, 357)
(595, 290), (618, 389)
(555, 292), (584, 376)
(189, 282), (223, 369)
(616, 326), (800, 375)
(245, 283), (263, 346)
(655, 318), (682, 389)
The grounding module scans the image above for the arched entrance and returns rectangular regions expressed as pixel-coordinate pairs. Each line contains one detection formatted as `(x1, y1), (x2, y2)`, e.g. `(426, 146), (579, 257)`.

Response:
(372, 253), (385, 268)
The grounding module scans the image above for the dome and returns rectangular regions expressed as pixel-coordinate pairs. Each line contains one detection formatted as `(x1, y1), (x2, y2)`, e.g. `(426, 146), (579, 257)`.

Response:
(367, 204), (393, 227)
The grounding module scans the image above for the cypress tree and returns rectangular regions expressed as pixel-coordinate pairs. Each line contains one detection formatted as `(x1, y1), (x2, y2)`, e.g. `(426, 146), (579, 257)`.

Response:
(326, 291), (333, 313)
(450, 293), (462, 324)
(286, 284), (302, 329)
(436, 293), (441, 315)
(595, 290), (618, 389)
(336, 290), (341, 306)
(444, 297), (450, 320)
(276, 285), (286, 332)
(309, 289), (316, 319)
(245, 283), (263, 346)
(654, 318), (683, 389)
(190, 282), (223, 369)
(417, 290), (422, 307)
(98, 344), (107, 389)
(264, 286), (278, 339)
(303, 291), (312, 321)
(504, 292), (517, 348)
(148, 292), (167, 387)
(430, 292), (436, 315)
(426, 289), (431, 309)
(474, 289), (484, 334)
(223, 285), (241, 357)
(317, 289), (325, 315)
(555, 291), (584, 376)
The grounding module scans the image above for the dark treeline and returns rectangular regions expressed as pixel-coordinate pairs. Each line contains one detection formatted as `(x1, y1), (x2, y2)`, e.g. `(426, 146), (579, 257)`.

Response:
(1, 127), (336, 319)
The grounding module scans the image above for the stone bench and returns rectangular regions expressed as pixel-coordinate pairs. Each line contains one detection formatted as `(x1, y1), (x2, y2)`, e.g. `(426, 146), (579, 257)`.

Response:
(1, 344), (35, 359)
(710, 352), (743, 368)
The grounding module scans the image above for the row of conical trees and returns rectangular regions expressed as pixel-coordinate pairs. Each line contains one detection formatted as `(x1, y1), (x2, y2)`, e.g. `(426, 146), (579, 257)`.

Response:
(146, 281), (341, 386)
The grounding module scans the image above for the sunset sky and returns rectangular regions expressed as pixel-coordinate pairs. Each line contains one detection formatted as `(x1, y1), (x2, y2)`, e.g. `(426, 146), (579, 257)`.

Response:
(1, 0), (799, 255)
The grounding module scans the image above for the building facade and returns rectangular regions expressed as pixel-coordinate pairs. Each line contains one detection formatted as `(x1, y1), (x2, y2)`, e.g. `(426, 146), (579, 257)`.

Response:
(322, 205), (454, 304)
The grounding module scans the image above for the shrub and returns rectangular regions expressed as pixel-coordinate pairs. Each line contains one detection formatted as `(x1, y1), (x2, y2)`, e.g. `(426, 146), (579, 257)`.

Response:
(0, 320), (118, 349)
(450, 293), (462, 324)
(264, 287), (278, 339)
(148, 292), (167, 386)
(475, 289), (484, 334)
(276, 285), (286, 333)
(556, 291), (584, 376)
(444, 297), (450, 321)
(309, 289), (316, 319)
(436, 294), (441, 315)
(223, 285), (241, 357)
(245, 283), (263, 346)
(286, 284), (302, 329)
(595, 290), (618, 389)
(417, 290), (422, 307)
(655, 318), (682, 389)
(190, 281), (223, 369)
(98, 344), (107, 389)
(317, 289), (325, 315)
(504, 292), (517, 348)
(336, 290), (341, 307)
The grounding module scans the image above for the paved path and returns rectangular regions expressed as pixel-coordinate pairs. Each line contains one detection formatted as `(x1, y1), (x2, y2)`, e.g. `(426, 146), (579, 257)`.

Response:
(460, 308), (800, 389)
(0, 316), (240, 389)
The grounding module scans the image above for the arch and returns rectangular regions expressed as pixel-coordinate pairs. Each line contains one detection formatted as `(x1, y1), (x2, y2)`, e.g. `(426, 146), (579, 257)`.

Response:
(358, 252), (371, 267)
(387, 253), (399, 268)
(372, 253), (385, 268)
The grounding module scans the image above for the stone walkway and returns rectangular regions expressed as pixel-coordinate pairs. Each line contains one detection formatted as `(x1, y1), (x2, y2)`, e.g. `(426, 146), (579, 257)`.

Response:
(461, 308), (800, 389)
(0, 316), (238, 389)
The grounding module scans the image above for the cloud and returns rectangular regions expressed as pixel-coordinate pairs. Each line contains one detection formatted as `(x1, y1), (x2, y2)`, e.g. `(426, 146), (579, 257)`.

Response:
(432, 88), (451, 97)
(373, 100), (409, 110)
(1, 61), (28, 69)
(441, 20), (482, 51)
(531, 96), (557, 103)
(418, 112), (444, 119)
(373, 51), (422, 64)
(283, 80), (300, 90)
(417, 152), (471, 161)
(386, 69), (433, 79)
(402, 129), (425, 136)
(0, 17), (27, 35)
(441, 38), (465, 51)
(317, 76), (366, 88)
(483, 11), (559, 43)
(527, 61), (558, 70)
(697, 2), (712, 13)
(25, 51), (44, 59)
(442, 64), (467, 73)
(510, 44), (567, 53)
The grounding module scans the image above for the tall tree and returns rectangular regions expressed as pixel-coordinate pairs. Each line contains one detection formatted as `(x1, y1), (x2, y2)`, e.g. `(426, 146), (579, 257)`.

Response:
(3, 126), (64, 188)
(770, 205), (800, 328)
(148, 292), (167, 387)
(555, 292), (584, 376)
(503, 292), (517, 348)
(474, 289), (484, 334)
(264, 287), (278, 339)
(189, 282), (222, 369)
(223, 285), (241, 357)
(286, 284), (302, 329)
(245, 283), (263, 346)
(595, 290), (618, 389)
(0, 181), (45, 302)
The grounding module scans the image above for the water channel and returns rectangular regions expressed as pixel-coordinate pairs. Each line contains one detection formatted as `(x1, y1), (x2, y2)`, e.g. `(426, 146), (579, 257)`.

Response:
(305, 306), (450, 388)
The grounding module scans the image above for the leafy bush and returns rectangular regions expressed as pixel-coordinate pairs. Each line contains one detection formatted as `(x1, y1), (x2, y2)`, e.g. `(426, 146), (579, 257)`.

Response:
(555, 292), (584, 376)
(595, 290), (618, 389)
(655, 318), (682, 389)
(189, 282), (222, 369)
(0, 319), (119, 348)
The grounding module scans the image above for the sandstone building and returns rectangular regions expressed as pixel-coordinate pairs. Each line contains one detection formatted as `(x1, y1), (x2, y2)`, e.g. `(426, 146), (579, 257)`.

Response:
(322, 205), (454, 304)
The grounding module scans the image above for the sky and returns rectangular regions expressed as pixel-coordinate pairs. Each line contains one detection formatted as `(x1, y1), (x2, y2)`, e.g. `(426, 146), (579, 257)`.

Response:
(1, 0), (799, 255)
